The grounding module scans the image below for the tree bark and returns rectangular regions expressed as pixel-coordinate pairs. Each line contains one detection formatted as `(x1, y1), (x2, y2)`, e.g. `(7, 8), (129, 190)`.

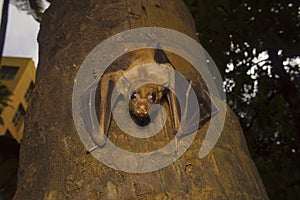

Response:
(13, 0), (269, 199)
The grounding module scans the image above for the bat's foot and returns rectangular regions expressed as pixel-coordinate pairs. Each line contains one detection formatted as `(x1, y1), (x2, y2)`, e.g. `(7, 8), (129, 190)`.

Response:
(92, 131), (107, 147)
(95, 138), (107, 147)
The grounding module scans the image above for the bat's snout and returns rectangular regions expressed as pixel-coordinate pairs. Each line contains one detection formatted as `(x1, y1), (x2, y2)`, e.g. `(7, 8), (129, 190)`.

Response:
(129, 100), (152, 127)
(136, 104), (149, 116)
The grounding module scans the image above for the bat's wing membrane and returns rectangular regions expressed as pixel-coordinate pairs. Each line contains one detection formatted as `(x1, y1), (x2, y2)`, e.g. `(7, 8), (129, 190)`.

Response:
(174, 76), (219, 139)
(80, 81), (99, 135)
(193, 77), (219, 127)
(80, 73), (119, 147)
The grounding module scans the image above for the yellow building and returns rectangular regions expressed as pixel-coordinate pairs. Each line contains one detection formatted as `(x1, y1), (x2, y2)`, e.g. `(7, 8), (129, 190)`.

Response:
(0, 57), (36, 142)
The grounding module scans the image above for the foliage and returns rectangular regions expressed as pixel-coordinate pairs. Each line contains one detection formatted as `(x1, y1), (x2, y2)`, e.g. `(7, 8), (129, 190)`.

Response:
(10, 0), (48, 22)
(184, 0), (300, 199)
(0, 83), (12, 125)
(0, 0), (48, 60)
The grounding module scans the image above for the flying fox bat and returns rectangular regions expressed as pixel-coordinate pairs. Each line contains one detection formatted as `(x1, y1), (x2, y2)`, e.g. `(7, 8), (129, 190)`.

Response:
(80, 49), (218, 152)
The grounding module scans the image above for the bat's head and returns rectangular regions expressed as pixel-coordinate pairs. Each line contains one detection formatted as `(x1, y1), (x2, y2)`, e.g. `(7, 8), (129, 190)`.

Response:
(129, 83), (165, 125)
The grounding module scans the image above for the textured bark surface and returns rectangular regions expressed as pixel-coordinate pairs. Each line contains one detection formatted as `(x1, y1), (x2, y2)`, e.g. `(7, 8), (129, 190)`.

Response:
(13, 0), (269, 199)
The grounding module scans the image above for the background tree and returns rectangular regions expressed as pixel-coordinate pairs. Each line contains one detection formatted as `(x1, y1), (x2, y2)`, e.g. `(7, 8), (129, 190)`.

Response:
(184, 0), (300, 199)
(13, 0), (268, 199)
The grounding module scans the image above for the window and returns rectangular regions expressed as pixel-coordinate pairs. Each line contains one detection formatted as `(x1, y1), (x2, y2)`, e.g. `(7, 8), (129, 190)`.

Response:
(0, 66), (19, 80)
(12, 104), (25, 127)
(24, 82), (35, 102)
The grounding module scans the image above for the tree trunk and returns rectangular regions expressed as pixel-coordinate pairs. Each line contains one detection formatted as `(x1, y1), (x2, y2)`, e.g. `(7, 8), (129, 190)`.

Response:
(13, 0), (269, 199)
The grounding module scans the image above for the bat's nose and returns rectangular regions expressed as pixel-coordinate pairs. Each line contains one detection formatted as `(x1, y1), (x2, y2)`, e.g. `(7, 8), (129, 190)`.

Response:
(136, 105), (148, 116)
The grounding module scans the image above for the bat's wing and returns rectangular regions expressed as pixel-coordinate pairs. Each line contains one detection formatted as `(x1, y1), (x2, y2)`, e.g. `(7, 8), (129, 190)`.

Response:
(154, 49), (181, 133)
(177, 76), (219, 138)
(154, 48), (218, 135)
(194, 76), (219, 127)
(80, 72), (120, 147)
(80, 80), (99, 135)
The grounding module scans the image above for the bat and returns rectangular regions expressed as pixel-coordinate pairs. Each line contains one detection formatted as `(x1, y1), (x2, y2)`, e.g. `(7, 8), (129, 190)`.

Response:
(80, 48), (218, 153)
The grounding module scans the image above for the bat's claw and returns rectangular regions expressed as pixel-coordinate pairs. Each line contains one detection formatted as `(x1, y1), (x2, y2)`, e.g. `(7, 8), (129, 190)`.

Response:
(87, 132), (107, 154)
(87, 145), (98, 154)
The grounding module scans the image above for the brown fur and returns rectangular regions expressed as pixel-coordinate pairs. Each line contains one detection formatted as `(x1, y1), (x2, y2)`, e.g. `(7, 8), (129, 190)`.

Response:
(129, 83), (165, 117)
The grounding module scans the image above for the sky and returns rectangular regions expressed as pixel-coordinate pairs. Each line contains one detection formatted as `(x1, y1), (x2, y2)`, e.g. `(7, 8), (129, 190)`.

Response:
(0, 0), (40, 66)
(0, 1), (298, 71)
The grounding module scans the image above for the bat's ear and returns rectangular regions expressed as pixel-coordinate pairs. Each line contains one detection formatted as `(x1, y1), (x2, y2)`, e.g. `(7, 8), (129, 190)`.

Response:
(154, 48), (171, 64)
(157, 83), (167, 92)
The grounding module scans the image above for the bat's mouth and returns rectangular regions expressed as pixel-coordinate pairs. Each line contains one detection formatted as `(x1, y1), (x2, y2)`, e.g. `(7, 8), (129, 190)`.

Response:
(129, 111), (151, 127)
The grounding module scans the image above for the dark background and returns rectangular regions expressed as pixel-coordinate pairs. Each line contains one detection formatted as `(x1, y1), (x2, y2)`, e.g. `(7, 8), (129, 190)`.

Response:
(184, 0), (300, 199)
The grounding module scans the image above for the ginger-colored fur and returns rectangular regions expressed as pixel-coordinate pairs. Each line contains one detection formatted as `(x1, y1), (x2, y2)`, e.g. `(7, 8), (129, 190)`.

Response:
(129, 83), (165, 117)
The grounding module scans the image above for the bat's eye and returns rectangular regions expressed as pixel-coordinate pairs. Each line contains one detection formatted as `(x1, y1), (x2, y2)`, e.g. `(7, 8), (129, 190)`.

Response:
(148, 92), (156, 103)
(130, 91), (138, 101)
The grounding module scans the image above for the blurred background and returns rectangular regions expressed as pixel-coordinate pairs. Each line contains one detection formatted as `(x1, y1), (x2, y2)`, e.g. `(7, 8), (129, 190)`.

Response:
(184, 1), (300, 199)
(0, 0), (299, 199)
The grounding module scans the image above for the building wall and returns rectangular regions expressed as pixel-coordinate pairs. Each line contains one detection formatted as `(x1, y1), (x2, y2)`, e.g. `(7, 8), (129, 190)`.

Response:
(0, 57), (36, 142)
